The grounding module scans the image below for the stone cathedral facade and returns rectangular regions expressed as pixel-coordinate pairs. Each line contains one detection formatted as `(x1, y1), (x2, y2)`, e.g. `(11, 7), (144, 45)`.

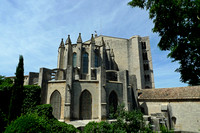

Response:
(37, 33), (155, 121)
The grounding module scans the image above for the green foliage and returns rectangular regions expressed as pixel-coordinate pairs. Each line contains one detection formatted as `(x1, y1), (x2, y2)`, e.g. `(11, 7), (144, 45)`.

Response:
(128, 0), (200, 85)
(0, 76), (13, 87)
(5, 113), (50, 133)
(0, 110), (9, 132)
(108, 105), (116, 119)
(29, 104), (55, 119)
(160, 125), (174, 133)
(84, 104), (151, 133)
(112, 104), (148, 133)
(83, 121), (113, 133)
(22, 85), (41, 113)
(8, 55), (25, 122)
(5, 104), (78, 133)
(0, 84), (13, 132)
(14, 55), (24, 87)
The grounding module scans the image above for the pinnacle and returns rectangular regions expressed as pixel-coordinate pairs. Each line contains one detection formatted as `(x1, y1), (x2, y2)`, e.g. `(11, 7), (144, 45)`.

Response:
(77, 33), (82, 43)
(65, 35), (71, 44)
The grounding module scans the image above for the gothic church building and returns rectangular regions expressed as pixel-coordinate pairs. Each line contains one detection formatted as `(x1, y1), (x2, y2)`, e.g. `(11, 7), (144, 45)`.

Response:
(37, 33), (155, 121)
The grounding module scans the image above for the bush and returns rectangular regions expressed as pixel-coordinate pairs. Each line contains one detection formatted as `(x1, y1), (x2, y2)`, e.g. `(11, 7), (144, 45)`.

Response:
(5, 104), (78, 133)
(51, 120), (78, 133)
(111, 104), (150, 133)
(84, 121), (113, 133)
(5, 113), (50, 133)
(29, 104), (54, 119)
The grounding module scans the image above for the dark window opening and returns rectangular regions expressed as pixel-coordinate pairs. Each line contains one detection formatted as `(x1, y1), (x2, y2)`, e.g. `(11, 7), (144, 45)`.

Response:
(142, 42), (146, 49)
(143, 64), (149, 71)
(143, 52), (148, 60)
(82, 53), (88, 73)
(95, 49), (99, 67)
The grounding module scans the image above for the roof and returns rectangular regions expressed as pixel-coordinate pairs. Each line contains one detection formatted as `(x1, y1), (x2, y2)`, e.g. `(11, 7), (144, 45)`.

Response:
(138, 86), (200, 100)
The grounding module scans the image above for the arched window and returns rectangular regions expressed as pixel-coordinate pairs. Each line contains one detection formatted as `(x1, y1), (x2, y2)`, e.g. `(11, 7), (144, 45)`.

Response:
(82, 52), (88, 73)
(73, 53), (77, 67)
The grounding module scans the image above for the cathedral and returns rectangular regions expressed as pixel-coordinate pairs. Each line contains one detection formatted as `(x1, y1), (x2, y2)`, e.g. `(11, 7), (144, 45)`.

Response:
(12, 33), (200, 132)
(36, 33), (155, 121)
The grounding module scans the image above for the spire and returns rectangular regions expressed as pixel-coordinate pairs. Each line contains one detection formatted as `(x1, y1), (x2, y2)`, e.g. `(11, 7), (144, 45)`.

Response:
(65, 35), (71, 45)
(59, 38), (64, 48)
(91, 34), (95, 44)
(77, 33), (82, 43)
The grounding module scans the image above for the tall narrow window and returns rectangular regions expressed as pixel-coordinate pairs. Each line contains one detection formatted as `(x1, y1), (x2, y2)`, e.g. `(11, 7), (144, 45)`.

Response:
(143, 52), (148, 60)
(95, 49), (99, 67)
(73, 53), (77, 67)
(82, 52), (88, 73)
(142, 42), (146, 49)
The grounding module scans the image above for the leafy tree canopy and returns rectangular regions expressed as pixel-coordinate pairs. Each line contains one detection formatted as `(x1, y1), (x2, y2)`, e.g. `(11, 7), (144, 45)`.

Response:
(128, 0), (200, 85)
(0, 75), (13, 87)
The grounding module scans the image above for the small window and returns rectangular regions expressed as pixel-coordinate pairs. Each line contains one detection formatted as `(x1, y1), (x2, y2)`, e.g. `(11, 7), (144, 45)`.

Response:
(142, 42), (146, 49)
(143, 52), (148, 60)
(73, 53), (77, 67)
(82, 52), (88, 73)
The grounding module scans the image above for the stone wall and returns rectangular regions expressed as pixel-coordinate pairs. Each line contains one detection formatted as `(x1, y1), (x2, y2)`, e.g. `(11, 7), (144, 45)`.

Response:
(72, 81), (100, 120)
(47, 80), (66, 120)
(139, 100), (200, 132)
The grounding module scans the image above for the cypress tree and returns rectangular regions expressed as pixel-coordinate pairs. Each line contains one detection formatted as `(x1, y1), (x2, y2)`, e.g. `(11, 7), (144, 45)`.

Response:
(8, 55), (24, 122)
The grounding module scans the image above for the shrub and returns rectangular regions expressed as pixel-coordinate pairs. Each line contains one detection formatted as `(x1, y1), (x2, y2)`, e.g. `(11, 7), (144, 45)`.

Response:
(5, 104), (78, 133)
(51, 120), (78, 133)
(29, 104), (54, 119)
(5, 113), (50, 133)
(111, 104), (150, 133)
(160, 125), (174, 133)
(84, 121), (113, 133)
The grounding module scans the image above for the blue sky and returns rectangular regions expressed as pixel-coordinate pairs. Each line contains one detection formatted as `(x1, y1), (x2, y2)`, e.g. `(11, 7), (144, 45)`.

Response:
(0, 0), (187, 88)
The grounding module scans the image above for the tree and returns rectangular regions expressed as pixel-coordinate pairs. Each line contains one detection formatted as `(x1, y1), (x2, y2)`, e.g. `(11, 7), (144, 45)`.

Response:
(128, 0), (200, 85)
(8, 55), (24, 122)
(0, 75), (13, 86)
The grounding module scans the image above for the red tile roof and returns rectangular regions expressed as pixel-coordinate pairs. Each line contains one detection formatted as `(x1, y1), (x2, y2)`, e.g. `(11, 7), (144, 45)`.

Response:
(138, 86), (200, 100)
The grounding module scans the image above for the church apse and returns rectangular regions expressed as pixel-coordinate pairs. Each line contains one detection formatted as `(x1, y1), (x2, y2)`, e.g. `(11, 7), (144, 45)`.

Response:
(38, 33), (154, 121)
